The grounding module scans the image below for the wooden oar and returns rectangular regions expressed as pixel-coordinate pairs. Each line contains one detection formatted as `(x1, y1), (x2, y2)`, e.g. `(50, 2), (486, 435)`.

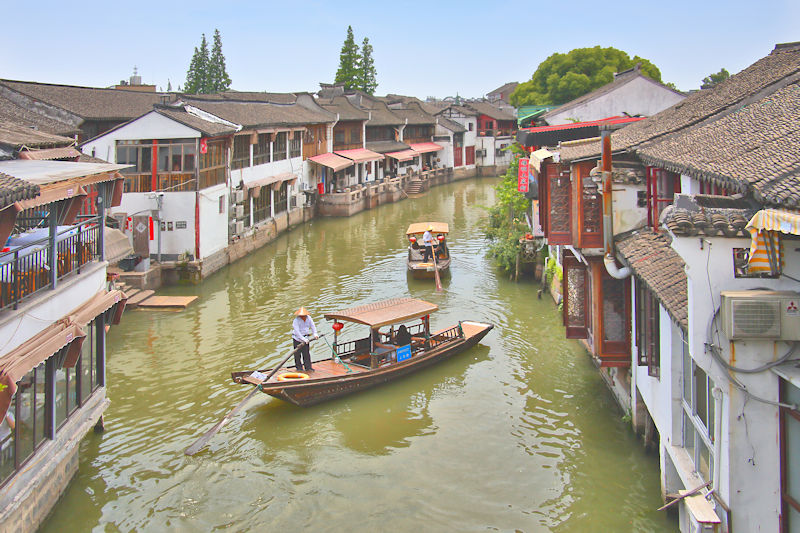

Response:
(432, 245), (443, 292)
(183, 335), (322, 456)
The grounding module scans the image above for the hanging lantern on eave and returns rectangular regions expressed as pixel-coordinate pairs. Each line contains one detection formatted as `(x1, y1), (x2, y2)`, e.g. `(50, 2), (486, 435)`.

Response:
(332, 321), (344, 332)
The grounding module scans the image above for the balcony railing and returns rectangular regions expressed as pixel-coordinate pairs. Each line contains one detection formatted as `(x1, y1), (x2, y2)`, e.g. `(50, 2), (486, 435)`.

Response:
(0, 219), (100, 310)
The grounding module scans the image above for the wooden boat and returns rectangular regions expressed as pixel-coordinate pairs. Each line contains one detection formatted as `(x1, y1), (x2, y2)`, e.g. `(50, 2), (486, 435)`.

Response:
(231, 298), (492, 407)
(406, 222), (450, 279)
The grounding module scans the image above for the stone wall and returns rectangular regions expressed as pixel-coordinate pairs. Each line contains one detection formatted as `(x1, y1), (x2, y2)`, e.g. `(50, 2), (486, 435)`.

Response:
(0, 392), (108, 533)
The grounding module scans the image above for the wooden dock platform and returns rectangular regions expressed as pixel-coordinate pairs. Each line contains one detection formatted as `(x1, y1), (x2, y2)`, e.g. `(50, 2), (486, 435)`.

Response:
(137, 295), (198, 309)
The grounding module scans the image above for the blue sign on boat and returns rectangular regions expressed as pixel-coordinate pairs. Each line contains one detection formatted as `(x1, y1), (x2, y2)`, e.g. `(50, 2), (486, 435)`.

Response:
(397, 344), (411, 362)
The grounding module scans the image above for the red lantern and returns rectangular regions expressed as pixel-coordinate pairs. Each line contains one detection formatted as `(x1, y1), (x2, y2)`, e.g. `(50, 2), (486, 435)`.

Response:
(332, 321), (344, 332)
(409, 236), (416, 243)
(437, 235), (444, 241)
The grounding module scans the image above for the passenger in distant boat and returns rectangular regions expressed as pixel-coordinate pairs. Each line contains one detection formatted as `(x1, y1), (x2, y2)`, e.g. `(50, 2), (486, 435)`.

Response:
(422, 226), (435, 262)
(291, 307), (318, 372)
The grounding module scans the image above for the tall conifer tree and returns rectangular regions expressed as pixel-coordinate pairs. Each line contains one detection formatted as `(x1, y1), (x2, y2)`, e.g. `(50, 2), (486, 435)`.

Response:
(335, 26), (360, 90)
(208, 29), (232, 93)
(358, 37), (378, 94)
(185, 34), (209, 94)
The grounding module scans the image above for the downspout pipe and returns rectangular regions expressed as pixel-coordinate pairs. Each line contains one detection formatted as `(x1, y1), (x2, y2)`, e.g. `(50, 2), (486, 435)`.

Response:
(600, 125), (631, 279)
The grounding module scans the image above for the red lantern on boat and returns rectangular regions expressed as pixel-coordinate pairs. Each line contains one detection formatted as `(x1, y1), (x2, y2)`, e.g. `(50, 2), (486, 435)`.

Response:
(437, 235), (444, 241)
(332, 321), (344, 332)
(409, 236), (416, 243)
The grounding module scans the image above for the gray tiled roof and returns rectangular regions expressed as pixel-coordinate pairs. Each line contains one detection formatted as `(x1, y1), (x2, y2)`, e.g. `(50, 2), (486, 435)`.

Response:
(366, 140), (409, 153)
(464, 101), (517, 121)
(0, 171), (39, 209)
(347, 92), (404, 126)
(384, 100), (436, 125)
(154, 107), (238, 137)
(0, 119), (76, 150)
(616, 229), (688, 330)
(637, 82), (800, 208)
(436, 115), (466, 133)
(184, 91), (297, 104)
(180, 98), (332, 128)
(317, 95), (369, 121)
(488, 82), (518, 97)
(0, 79), (164, 120)
(660, 194), (757, 238)
(0, 94), (80, 136)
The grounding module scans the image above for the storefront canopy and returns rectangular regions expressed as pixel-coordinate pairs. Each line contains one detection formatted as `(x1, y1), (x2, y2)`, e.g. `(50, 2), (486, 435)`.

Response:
(308, 153), (354, 172)
(334, 148), (384, 163)
(409, 142), (443, 154)
(386, 150), (419, 162)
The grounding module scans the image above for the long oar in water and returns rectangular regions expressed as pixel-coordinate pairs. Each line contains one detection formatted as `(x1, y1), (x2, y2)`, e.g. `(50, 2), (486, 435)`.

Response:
(184, 335), (323, 456)
(432, 244), (443, 292)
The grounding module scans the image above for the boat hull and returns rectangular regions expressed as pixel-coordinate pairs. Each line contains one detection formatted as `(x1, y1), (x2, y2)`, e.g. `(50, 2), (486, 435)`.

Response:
(233, 321), (492, 407)
(407, 258), (451, 279)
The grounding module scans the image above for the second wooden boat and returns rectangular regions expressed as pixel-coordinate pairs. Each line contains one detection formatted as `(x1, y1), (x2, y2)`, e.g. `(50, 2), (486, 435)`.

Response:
(406, 222), (450, 279)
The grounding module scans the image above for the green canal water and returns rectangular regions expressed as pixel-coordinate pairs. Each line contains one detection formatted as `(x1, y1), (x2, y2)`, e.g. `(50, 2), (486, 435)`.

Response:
(41, 177), (675, 532)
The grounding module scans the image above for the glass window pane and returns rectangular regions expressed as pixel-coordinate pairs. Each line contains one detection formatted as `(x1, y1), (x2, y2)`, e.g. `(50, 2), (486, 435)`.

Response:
(34, 363), (46, 448)
(682, 342), (692, 405)
(139, 146), (152, 174)
(683, 410), (695, 458)
(0, 393), (16, 483)
(696, 365), (708, 427)
(55, 367), (67, 428)
(787, 412), (800, 501)
(698, 437), (711, 482)
(67, 366), (78, 415)
(708, 378), (715, 441)
(17, 371), (34, 464)
(787, 501), (800, 533)
(158, 146), (170, 172)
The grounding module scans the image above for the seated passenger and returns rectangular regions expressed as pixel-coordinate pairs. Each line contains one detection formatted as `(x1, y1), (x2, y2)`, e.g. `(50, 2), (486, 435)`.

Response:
(395, 324), (412, 346)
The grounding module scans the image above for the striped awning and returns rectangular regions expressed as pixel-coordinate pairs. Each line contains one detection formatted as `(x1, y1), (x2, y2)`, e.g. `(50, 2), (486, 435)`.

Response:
(746, 209), (800, 273)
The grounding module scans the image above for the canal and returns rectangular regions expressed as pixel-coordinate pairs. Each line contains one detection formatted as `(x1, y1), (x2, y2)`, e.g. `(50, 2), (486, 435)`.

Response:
(42, 177), (675, 532)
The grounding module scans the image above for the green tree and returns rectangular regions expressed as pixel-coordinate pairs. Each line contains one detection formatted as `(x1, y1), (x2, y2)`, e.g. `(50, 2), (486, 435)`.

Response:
(185, 34), (209, 94)
(484, 145), (531, 273)
(701, 68), (730, 89)
(335, 26), (361, 90)
(357, 37), (378, 94)
(208, 29), (232, 93)
(510, 46), (664, 106)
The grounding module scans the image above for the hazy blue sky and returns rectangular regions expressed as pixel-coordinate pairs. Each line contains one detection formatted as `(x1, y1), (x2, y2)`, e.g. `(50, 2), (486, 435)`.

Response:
(2, 0), (797, 98)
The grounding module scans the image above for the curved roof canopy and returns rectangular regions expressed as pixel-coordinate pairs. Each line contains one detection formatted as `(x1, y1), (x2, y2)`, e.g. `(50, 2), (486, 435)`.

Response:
(324, 298), (438, 328)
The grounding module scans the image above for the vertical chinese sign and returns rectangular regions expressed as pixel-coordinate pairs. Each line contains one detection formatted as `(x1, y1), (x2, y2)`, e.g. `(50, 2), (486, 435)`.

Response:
(518, 157), (530, 192)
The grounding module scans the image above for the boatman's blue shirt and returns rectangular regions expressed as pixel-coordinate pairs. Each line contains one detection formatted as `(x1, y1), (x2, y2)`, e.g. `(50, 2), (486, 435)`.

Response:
(292, 316), (318, 343)
(422, 231), (434, 246)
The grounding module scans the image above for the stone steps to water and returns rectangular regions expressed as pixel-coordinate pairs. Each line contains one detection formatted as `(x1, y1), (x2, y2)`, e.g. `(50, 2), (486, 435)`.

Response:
(405, 180), (425, 195)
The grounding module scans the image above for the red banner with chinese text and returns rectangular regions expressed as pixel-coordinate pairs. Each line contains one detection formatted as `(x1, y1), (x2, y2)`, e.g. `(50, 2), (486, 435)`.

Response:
(518, 158), (529, 193)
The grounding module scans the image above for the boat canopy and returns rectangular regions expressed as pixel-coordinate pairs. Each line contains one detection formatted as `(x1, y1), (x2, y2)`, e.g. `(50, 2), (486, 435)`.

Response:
(406, 222), (449, 235)
(324, 298), (438, 328)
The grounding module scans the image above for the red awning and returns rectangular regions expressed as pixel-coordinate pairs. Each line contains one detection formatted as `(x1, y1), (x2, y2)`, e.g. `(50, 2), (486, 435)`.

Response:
(334, 148), (384, 163)
(308, 153), (354, 172)
(386, 150), (418, 162)
(409, 142), (444, 154)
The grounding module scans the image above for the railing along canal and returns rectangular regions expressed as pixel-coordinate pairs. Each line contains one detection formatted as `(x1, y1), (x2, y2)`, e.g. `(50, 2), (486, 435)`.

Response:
(0, 219), (100, 310)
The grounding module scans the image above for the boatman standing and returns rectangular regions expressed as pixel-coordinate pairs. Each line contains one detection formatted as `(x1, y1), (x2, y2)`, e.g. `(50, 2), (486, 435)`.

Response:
(292, 307), (318, 372)
(422, 225), (435, 262)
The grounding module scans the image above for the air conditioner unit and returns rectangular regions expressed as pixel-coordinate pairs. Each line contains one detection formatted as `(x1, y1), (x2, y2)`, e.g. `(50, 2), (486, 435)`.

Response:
(721, 290), (800, 340)
(234, 205), (245, 218)
(476, 149), (487, 157)
(230, 220), (244, 234)
(231, 189), (244, 204)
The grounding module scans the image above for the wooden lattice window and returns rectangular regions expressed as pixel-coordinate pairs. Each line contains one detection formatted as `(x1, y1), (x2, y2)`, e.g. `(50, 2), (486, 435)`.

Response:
(577, 160), (602, 248)
(563, 253), (589, 339)
(646, 167), (680, 230)
(547, 164), (571, 245)
(600, 272), (630, 356)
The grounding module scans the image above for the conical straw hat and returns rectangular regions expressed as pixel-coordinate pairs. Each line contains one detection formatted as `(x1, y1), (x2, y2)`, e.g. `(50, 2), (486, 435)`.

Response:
(294, 307), (309, 316)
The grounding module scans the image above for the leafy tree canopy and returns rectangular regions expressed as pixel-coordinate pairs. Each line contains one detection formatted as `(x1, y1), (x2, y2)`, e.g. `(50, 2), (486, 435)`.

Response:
(184, 34), (209, 94)
(208, 29), (232, 93)
(701, 68), (730, 89)
(509, 46), (663, 107)
(335, 26), (361, 90)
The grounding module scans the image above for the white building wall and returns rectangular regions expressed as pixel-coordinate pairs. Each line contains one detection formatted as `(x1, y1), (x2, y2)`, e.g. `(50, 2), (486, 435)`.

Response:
(546, 77), (686, 125)
(670, 231), (800, 532)
(80, 112), (200, 162)
(612, 184), (648, 235)
(198, 183), (229, 259)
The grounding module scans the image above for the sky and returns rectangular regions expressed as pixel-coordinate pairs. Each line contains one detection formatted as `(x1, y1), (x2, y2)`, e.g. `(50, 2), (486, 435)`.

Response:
(1, 0), (798, 99)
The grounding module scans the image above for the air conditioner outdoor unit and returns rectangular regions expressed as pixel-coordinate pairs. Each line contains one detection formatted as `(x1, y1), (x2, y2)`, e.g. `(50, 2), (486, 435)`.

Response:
(231, 220), (244, 234)
(476, 149), (487, 157)
(721, 290), (800, 340)
(234, 205), (245, 218)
